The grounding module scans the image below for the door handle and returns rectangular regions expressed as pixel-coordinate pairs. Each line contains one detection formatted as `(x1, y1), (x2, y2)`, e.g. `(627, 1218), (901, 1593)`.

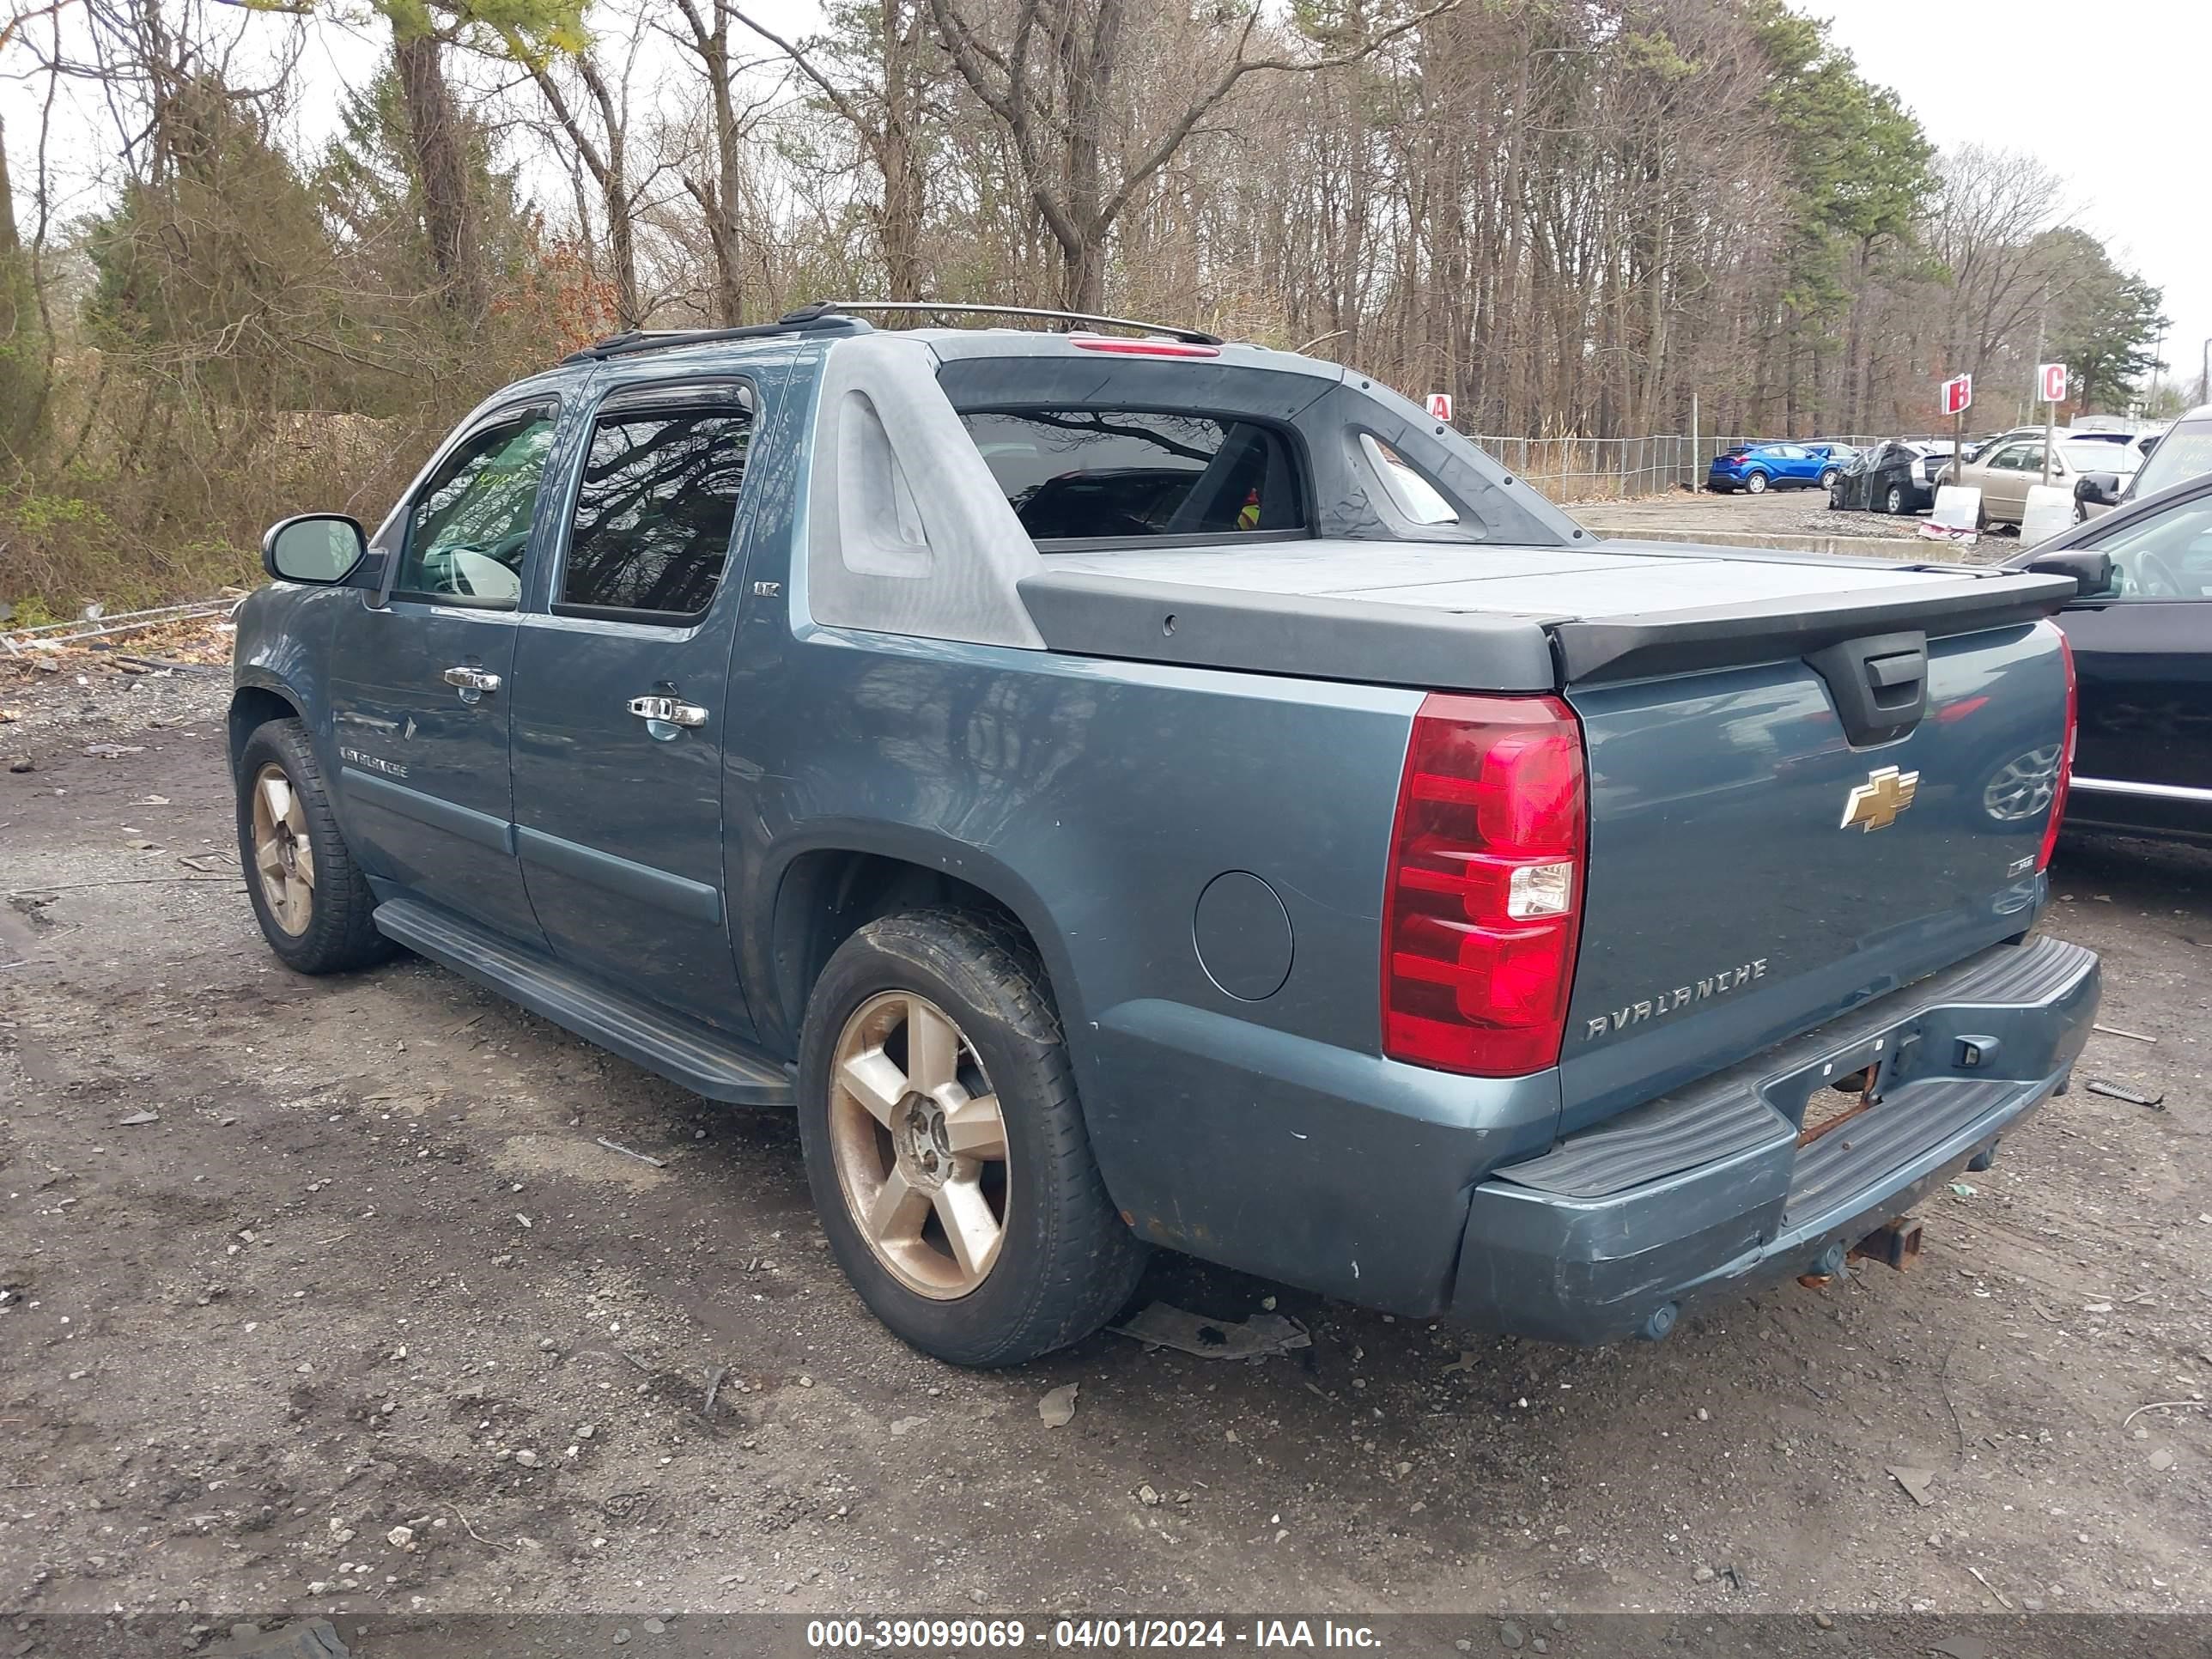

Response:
(627, 695), (708, 729)
(442, 665), (502, 693)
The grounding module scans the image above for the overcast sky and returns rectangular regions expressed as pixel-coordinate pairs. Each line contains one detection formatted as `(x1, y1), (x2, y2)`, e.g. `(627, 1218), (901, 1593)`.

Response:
(7, 1), (2206, 409)
(1815, 0), (2212, 406)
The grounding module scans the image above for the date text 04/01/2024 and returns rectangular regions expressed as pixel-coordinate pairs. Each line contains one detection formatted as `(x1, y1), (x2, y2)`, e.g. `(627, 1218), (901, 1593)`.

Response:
(803, 1619), (1382, 1650)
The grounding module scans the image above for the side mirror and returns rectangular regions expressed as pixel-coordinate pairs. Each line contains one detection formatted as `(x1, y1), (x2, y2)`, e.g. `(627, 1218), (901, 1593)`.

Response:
(263, 514), (368, 586)
(2071, 472), (2122, 507)
(2026, 549), (2116, 598)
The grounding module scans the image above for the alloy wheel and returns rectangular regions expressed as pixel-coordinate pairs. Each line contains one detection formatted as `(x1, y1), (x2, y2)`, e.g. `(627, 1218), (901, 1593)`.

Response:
(827, 990), (1011, 1299)
(249, 763), (315, 936)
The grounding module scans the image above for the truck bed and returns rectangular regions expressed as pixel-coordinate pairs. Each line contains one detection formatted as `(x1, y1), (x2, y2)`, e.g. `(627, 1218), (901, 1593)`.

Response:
(1019, 537), (2075, 689)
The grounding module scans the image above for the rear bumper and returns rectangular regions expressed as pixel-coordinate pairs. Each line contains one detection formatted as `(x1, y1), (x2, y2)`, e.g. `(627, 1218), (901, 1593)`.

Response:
(1451, 934), (2099, 1343)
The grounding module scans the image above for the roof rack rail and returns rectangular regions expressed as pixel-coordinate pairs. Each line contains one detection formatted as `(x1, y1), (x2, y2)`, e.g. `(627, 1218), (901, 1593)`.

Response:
(561, 312), (869, 365)
(779, 300), (1223, 347)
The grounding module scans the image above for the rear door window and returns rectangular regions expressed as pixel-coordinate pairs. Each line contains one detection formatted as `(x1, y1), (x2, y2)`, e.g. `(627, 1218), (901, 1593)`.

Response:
(556, 386), (755, 620)
(959, 409), (1305, 544)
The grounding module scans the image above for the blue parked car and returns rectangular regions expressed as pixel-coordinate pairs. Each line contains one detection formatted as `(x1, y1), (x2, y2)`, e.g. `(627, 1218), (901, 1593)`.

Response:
(1709, 441), (1854, 495)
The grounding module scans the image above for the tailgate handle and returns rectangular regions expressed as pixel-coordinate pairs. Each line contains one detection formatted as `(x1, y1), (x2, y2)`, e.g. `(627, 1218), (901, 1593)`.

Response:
(1806, 630), (1928, 746)
(1865, 651), (1923, 700)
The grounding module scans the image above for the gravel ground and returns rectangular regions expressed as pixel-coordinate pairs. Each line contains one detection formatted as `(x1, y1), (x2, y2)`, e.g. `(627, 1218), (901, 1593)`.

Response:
(1569, 488), (2016, 553)
(1, 630), (2208, 1644)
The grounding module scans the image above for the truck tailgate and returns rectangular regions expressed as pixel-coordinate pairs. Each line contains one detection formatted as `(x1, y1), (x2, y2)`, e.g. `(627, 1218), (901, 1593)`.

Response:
(1555, 621), (2070, 1134)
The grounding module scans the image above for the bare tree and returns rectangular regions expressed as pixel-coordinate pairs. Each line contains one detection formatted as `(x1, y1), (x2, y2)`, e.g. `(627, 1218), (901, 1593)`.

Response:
(729, 0), (934, 298)
(925, 0), (1454, 312)
(503, 24), (648, 325)
(391, 21), (486, 318)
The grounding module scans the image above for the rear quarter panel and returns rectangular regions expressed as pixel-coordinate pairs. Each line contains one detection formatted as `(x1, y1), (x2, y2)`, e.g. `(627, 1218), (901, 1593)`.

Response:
(713, 369), (1571, 1302)
(723, 616), (1579, 1302)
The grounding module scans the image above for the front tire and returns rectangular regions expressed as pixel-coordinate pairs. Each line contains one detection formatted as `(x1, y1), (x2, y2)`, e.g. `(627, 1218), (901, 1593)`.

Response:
(1819, 467), (1840, 490)
(797, 909), (1146, 1367)
(235, 718), (394, 975)
(1744, 470), (1768, 495)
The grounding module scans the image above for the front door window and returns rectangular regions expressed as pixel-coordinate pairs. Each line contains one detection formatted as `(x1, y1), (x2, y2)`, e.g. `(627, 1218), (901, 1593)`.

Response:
(396, 409), (559, 606)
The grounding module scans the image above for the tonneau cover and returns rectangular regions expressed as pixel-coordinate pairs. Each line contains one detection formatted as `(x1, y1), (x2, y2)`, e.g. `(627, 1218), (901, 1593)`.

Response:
(1019, 538), (2078, 690)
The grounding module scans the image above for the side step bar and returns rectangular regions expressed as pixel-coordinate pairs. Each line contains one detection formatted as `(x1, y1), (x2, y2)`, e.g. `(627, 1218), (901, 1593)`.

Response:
(373, 896), (794, 1108)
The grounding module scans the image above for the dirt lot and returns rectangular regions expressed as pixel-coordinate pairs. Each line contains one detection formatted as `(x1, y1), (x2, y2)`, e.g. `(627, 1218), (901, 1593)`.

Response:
(1572, 488), (2020, 558)
(2, 642), (2208, 1638)
(1571, 487), (1911, 540)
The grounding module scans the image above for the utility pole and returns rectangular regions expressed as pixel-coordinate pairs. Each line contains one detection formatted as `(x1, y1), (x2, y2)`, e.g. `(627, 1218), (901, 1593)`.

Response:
(2200, 337), (2210, 409)
(2034, 286), (2052, 488)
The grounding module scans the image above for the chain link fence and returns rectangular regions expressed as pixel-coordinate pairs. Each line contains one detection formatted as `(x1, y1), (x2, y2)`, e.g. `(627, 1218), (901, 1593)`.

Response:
(1465, 433), (1891, 502)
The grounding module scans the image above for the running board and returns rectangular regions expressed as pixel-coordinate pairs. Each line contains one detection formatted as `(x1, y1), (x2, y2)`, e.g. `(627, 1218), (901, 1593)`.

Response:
(372, 896), (794, 1107)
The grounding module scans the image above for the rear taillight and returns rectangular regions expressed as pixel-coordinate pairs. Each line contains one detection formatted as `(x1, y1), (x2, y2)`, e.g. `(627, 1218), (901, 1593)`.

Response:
(1382, 694), (1587, 1076)
(2039, 623), (2076, 872)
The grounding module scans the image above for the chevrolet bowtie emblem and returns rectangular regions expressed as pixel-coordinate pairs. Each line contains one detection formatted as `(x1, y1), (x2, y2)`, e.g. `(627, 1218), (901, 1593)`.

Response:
(1841, 765), (1920, 832)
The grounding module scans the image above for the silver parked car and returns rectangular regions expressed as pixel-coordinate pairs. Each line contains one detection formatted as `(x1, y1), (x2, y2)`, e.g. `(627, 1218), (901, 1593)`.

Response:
(1948, 434), (2143, 528)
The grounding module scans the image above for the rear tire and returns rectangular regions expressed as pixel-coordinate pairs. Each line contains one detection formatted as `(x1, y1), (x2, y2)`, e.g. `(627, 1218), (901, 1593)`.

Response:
(1744, 471), (1768, 495)
(1884, 483), (1907, 515)
(235, 718), (395, 975)
(797, 908), (1146, 1367)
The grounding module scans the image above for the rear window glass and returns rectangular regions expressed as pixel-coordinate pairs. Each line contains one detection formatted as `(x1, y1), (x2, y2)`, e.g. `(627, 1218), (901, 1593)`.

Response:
(1359, 434), (1459, 524)
(959, 409), (1305, 543)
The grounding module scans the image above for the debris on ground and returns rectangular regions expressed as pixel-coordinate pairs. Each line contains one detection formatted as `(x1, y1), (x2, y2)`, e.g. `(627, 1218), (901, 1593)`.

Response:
(2085, 1079), (2165, 1109)
(1038, 1382), (1079, 1426)
(2093, 1023), (2156, 1043)
(1109, 1300), (1311, 1359)
(82, 741), (146, 759)
(596, 1135), (667, 1169)
(1887, 1465), (1937, 1507)
(2122, 1399), (2212, 1430)
(117, 1110), (161, 1126)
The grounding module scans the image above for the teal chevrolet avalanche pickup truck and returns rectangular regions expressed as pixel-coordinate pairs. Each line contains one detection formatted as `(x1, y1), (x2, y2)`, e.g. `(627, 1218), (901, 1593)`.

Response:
(230, 304), (2100, 1365)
